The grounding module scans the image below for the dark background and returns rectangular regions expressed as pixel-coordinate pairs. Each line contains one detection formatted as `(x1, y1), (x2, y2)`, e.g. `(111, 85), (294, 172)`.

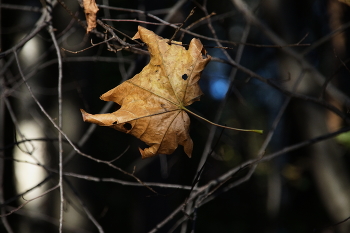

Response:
(1, 0), (350, 232)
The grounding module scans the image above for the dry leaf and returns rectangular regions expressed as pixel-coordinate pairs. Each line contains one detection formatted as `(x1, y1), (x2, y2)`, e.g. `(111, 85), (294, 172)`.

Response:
(83, 0), (99, 33)
(81, 26), (211, 159)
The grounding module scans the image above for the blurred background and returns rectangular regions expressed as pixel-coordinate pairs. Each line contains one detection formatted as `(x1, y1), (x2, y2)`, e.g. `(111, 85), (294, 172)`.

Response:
(1, 0), (350, 232)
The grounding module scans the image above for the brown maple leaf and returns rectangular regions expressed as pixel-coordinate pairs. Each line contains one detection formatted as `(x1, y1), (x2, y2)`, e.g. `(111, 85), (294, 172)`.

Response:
(81, 26), (211, 159)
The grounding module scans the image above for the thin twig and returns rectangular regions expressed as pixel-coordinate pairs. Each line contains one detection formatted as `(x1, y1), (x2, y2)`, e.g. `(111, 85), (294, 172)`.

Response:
(168, 7), (195, 44)
(57, 0), (86, 31)
(179, 12), (216, 41)
(302, 21), (350, 56)
(64, 177), (104, 233)
(0, 175), (53, 208)
(47, 22), (65, 233)
(320, 55), (350, 99)
(0, 157), (195, 190)
(61, 36), (118, 54)
(258, 70), (306, 157)
(155, 0), (187, 35)
(0, 185), (59, 217)
(4, 99), (41, 164)
(102, 18), (181, 26)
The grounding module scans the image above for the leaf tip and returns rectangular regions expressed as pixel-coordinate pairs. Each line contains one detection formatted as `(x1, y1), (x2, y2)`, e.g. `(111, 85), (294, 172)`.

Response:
(132, 26), (147, 40)
(139, 147), (156, 159)
(132, 31), (140, 40)
(80, 109), (89, 122)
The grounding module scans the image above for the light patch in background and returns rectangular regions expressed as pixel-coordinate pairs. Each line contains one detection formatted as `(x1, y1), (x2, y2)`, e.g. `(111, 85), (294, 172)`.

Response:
(18, 36), (42, 68)
(13, 120), (47, 207)
(209, 78), (229, 100)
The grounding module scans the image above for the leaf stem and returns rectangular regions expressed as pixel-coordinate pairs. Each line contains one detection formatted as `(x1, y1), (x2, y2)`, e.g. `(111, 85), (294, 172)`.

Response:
(183, 107), (263, 134)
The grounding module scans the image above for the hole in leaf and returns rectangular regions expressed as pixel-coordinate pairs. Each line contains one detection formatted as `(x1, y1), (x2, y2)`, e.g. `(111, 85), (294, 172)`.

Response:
(114, 103), (121, 111)
(123, 123), (132, 130)
(182, 74), (188, 80)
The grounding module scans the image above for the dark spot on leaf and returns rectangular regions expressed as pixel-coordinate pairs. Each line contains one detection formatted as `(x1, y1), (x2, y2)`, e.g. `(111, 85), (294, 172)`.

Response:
(161, 103), (167, 111)
(182, 74), (188, 80)
(123, 123), (132, 130)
